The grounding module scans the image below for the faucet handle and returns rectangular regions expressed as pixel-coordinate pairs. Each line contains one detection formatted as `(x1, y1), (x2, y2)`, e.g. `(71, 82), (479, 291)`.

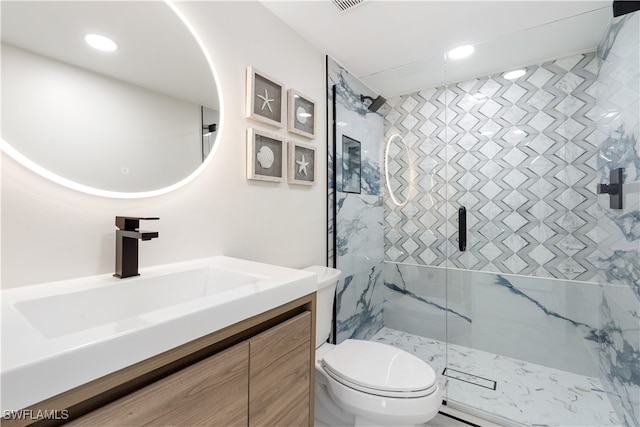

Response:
(115, 216), (160, 231)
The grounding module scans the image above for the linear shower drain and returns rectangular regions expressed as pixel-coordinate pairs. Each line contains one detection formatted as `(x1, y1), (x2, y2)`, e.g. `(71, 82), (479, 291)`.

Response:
(443, 368), (497, 390)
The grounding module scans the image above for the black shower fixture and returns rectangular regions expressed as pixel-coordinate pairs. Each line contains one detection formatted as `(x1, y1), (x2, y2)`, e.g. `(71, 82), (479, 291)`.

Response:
(613, 0), (640, 17)
(360, 94), (387, 112)
(597, 167), (624, 209)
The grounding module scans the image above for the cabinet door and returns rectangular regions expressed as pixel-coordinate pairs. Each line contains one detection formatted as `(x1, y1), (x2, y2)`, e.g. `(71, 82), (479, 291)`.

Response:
(69, 342), (249, 426)
(248, 311), (311, 427)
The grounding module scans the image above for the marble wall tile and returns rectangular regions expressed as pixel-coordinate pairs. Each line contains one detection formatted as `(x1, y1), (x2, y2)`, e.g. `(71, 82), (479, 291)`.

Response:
(328, 57), (386, 343)
(383, 263), (449, 341)
(595, 12), (640, 427)
(383, 262), (603, 378)
(600, 284), (640, 427)
(384, 53), (600, 283)
(336, 262), (385, 342)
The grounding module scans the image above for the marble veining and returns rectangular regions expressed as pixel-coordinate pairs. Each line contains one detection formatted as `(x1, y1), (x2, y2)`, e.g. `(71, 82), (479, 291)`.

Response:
(372, 327), (621, 427)
(602, 294), (640, 426)
(335, 265), (384, 342)
(601, 250), (640, 299)
(384, 264), (471, 323)
(494, 275), (599, 338)
(329, 56), (386, 343)
(383, 262), (603, 377)
(595, 12), (640, 427)
(598, 126), (640, 181)
(613, 211), (640, 242)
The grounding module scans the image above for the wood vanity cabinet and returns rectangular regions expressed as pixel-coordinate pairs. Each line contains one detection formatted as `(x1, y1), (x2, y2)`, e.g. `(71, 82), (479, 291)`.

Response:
(249, 311), (311, 426)
(8, 294), (315, 427)
(67, 342), (251, 426)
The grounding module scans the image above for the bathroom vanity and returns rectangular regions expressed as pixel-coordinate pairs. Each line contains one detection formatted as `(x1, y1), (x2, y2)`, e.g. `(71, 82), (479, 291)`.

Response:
(1, 257), (317, 426)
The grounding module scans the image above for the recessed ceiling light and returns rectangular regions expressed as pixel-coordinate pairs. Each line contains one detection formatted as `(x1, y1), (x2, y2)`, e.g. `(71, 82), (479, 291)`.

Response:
(503, 69), (526, 80)
(447, 45), (474, 60)
(85, 34), (118, 52)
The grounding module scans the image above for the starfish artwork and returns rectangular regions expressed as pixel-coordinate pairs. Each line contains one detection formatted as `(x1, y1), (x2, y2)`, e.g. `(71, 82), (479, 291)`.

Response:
(296, 154), (309, 175)
(257, 88), (274, 113)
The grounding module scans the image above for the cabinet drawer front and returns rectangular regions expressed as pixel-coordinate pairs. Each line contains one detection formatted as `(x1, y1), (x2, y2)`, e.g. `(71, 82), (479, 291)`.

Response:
(249, 339), (310, 427)
(248, 311), (311, 373)
(69, 342), (249, 427)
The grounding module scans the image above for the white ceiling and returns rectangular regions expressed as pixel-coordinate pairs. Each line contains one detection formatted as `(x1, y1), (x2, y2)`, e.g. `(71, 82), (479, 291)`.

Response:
(261, 0), (612, 97)
(1, 1), (218, 108)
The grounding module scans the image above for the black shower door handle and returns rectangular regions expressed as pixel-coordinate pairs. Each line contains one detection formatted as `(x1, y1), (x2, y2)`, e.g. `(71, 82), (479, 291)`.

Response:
(459, 206), (466, 252)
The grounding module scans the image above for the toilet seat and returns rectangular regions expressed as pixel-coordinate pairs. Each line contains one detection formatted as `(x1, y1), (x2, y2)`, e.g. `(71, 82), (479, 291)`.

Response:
(321, 339), (437, 398)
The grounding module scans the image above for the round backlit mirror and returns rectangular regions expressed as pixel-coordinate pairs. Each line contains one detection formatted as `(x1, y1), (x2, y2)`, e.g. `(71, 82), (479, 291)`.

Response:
(385, 134), (412, 206)
(1, 1), (222, 198)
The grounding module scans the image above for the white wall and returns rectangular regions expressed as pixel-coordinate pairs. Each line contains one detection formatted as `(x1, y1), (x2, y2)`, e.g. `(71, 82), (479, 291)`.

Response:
(1, 1), (327, 288)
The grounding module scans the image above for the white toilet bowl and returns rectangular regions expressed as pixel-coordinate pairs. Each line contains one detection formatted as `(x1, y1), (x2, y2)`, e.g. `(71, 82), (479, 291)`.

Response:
(305, 266), (442, 427)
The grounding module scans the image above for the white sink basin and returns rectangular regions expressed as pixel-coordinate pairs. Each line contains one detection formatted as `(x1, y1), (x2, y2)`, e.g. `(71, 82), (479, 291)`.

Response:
(1, 256), (316, 412)
(15, 266), (264, 339)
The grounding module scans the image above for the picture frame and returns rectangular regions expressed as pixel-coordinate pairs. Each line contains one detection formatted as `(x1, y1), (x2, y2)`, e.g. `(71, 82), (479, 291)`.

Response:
(288, 89), (316, 139)
(247, 129), (285, 182)
(246, 67), (284, 128)
(288, 141), (316, 186)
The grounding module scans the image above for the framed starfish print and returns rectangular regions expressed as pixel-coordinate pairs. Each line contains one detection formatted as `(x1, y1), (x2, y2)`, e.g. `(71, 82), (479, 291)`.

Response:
(246, 67), (284, 128)
(288, 141), (316, 186)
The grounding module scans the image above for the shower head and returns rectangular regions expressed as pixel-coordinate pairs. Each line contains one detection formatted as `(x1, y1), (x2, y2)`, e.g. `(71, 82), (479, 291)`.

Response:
(360, 94), (386, 112)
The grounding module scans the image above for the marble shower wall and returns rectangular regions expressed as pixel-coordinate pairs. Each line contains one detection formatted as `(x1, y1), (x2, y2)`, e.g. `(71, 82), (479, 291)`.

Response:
(381, 11), (640, 426)
(382, 51), (606, 379)
(384, 263), (602, 378)
(327, 57), (385, 343)
(594, 12), (640, 427)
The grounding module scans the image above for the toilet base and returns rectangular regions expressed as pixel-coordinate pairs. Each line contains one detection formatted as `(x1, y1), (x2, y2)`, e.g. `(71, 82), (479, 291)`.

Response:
(315, 380), (355, 426)
(315, 373), (441, 427)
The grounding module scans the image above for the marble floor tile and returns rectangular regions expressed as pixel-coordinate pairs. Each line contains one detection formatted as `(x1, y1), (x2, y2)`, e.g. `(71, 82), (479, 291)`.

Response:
(371, 327), (622, 427)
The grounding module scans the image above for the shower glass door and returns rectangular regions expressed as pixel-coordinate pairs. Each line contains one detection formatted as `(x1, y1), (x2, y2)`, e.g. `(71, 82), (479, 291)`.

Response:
(442, 9), (640, 427)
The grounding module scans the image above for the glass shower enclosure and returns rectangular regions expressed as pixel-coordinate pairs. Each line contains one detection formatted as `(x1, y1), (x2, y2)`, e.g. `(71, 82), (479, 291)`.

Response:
(329, 4), (639, 427)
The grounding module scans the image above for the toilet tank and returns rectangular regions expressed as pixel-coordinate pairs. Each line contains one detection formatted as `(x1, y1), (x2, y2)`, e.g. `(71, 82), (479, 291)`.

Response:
(304, 265), (341, 348)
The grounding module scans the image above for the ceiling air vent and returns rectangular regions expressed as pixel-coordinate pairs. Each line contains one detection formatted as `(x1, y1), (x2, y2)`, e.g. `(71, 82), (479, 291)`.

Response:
(332, 0), (366, 12)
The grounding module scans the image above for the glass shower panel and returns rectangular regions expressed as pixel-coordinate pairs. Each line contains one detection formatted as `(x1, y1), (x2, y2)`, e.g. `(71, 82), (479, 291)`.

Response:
(442, 11), (630, 426)
(379, 52), (449, 384)
(328, 57), (386, 344)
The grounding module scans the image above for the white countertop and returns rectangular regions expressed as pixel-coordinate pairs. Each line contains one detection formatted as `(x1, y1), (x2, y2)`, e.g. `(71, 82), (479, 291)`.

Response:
(1, 256), (317, 412)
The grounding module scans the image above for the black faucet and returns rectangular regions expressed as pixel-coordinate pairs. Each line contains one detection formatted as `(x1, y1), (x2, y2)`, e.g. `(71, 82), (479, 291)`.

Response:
(114, 216), (159, 279)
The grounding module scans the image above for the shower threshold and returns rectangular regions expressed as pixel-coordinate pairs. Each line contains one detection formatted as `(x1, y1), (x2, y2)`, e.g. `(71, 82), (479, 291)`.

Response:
(371, 327), (621, 427)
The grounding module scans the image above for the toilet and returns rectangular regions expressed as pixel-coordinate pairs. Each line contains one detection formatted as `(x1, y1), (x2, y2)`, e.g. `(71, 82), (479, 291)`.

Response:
(305, 266), (442, 427)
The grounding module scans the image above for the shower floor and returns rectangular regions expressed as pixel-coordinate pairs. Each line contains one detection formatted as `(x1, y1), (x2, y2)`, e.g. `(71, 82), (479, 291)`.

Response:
(370, 327), (621, 427)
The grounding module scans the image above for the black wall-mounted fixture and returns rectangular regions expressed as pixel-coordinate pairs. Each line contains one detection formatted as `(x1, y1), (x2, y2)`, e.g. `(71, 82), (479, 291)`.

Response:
(458, 206), (467, 252)
(613, 1), (640, 17)
(360, 94), (387, 113)
(597, 168), (624, 210)
(203, 123), (217, 134)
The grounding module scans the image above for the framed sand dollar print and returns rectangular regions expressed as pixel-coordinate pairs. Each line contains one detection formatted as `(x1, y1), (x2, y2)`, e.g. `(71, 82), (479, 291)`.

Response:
(288, 89), (316, 139)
